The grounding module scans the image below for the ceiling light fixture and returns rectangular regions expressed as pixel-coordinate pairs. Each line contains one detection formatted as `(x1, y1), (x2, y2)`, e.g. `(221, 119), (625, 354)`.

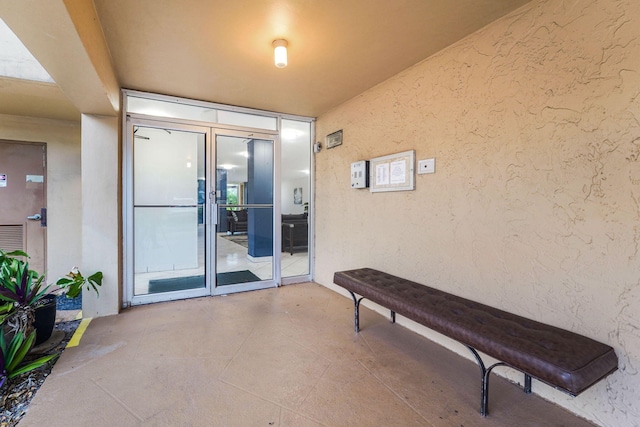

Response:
(272, 39), (288, 68)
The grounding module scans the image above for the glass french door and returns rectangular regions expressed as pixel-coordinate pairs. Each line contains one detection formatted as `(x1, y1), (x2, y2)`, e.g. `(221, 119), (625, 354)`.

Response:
(212, 130), (276, 294)
(129, 121), (209, 302)
(127, 119), (277, 305)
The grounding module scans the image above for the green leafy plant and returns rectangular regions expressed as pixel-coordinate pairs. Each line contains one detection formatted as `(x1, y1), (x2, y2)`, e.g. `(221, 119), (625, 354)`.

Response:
(0, 253), (51, 337)
(0, 249), (27, 265)
(56, 268), (103, 299)
(0, 258), (49, 307)
(0, 329), (58, 389)
(0, 250), (32, 301)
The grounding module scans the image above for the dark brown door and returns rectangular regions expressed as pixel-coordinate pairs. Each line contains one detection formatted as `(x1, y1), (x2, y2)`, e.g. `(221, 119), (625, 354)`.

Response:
(0, 140), (47, 273)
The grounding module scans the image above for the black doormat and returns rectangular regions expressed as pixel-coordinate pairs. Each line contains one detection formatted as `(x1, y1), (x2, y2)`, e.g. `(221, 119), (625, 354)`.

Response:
(148, 275), (205, 294)
(56, 293), (82, 310)
(147, 271), (261, 293)
(217, 270), (261, 286)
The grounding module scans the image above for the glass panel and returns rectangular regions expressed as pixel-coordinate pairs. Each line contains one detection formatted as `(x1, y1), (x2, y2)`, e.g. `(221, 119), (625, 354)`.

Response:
(127, 96), (277, 130)
(217, 110), (277, 130)
(216, 135), (273, 288)
(281, 119), (311, 277)
(133, 126), (206, 295)
(128, 97), (218, 122)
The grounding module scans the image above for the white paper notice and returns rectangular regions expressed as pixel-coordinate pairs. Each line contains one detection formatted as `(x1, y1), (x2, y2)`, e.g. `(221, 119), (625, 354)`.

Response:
(376, 163), (389, 185)
(0, 174), (6, 188)
(390, 160), (406, 184)
(26, 175), (44, 183)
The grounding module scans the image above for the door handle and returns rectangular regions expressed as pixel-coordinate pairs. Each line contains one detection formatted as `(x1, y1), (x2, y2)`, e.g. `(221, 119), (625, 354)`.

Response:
(27, 213), (42, 221)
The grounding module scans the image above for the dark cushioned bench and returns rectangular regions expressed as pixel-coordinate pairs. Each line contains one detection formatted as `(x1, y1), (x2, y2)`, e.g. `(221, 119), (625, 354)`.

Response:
(334, 268), (618, 416)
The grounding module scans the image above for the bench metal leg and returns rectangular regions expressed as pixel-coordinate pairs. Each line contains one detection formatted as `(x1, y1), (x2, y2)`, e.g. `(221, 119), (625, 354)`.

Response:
(524, 374), (532, 394)
(467, 346), (510, 416)
(347, 293), (394, 331)
(467, 346), (489, 416)
(348, 291), (364, 333)
(467, 346), (535, 416)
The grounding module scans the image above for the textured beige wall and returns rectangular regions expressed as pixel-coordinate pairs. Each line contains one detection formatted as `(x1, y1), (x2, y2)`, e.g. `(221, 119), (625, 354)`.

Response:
(0, 114), (82, 283)
(315, 0), (640, 425)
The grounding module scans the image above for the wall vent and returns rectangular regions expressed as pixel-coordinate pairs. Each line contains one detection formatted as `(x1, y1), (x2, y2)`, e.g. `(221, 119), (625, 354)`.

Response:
(0, 225), (24, 252)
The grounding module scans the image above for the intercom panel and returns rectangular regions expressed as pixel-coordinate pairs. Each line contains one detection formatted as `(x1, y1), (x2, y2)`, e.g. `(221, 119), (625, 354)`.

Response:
(351, 160), (369, 188)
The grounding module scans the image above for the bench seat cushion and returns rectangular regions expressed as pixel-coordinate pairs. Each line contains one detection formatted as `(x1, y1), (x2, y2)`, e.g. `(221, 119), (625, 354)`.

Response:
(334, 268), (617, 395)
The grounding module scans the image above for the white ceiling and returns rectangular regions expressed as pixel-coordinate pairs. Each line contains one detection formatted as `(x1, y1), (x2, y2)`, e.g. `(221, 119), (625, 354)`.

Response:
(0, 0), (531, 122)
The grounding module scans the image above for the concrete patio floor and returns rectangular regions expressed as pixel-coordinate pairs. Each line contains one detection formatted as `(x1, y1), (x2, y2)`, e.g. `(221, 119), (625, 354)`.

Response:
(20, 282), (595, 426)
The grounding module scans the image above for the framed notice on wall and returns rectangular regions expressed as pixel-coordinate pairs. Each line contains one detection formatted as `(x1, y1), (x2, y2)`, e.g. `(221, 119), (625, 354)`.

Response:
(369, 150), (415, 193)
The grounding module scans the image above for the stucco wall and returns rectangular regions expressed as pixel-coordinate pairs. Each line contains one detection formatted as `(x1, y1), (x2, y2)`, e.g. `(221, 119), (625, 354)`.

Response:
(314, 0), (640, 425)
(0, 114), (82, 283)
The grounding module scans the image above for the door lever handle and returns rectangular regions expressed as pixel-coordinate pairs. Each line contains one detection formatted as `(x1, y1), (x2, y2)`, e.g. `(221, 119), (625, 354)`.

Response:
(27, 213), (42, 221)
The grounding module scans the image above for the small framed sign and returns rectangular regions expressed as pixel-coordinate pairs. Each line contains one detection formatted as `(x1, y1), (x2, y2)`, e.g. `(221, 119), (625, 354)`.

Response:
(369, 150), (415, 193)
(326, 130), (343, 149)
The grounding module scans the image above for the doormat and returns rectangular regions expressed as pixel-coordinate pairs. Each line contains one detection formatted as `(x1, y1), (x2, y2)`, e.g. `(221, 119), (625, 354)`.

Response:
(148, 275), (205, 294)
(217, 270), (261, 286)
(147, 271), (261, 292)
(56, 293), (81, 310)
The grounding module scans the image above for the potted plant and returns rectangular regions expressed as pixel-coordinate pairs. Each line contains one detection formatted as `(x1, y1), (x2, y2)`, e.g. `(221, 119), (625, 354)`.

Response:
(0, 250), (58, 391)
(1, 249), (103, 345)
(0, 250), (52, 343)
(0, 249), (103, 395)
(55, 267), (103, 299)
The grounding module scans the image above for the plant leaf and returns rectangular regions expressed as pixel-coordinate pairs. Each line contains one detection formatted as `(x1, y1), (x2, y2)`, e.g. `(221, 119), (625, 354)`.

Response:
(56, 277), (73, 286)
(9, 353), (58, 378)
(88, 271), (103, 285)
(6, 331), (35, 372)
(25, 272), (45, 305)
(0, 287), (19, 301)
(0, 333), (6, 374)
(1, 249), (29, 258)
(65, 287), (80, 299)
(10, 331), (36, 372)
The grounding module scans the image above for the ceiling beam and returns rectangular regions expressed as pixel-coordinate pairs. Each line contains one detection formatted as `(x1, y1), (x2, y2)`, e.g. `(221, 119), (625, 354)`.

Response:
(0, 0), (119, 116)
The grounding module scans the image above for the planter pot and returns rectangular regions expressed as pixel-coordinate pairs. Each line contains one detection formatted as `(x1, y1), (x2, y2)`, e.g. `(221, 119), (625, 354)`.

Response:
(56, 293), (82, 311)
(34, 294), (57, 345)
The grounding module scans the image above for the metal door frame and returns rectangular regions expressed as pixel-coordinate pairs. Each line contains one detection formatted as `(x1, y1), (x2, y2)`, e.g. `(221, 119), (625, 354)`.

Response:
(210, 127), (280, 296)
(124, 115), (281, 306)
(124, 117), (212, 306)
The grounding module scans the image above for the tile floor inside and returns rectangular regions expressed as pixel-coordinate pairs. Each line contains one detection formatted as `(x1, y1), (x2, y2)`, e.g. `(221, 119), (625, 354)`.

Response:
(134, 232), (309, 295)
(23, 283), (595, 426)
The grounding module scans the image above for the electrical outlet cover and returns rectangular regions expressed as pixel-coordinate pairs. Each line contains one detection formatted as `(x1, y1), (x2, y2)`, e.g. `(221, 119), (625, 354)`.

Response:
(418, 158), (435, 174)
